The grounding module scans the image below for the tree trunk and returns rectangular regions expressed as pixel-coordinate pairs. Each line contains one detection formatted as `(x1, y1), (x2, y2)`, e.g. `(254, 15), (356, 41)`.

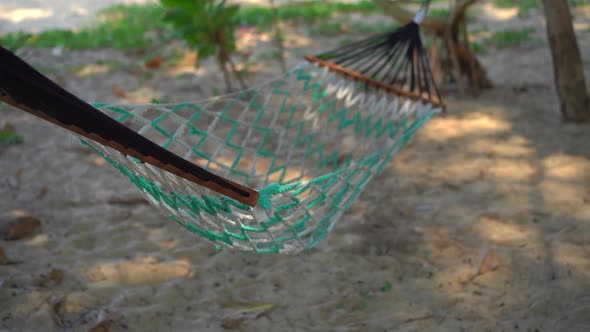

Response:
(541, 0), (590, 122)
(270, 0), (287, 72)
(446, 0), (492, 93)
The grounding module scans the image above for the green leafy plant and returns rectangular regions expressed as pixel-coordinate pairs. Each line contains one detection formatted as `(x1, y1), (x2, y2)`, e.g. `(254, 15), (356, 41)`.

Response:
(493, 0), (537, 16)
(238, 0), (378, 28)
(0, 4), (167, 51)
(0, 125), (24, 145)
(468, 27), (543, 54)
(488, 27), (535, 49)
(160, 0), (245, 92)
(0, 1), (383, 52)
(355, 21), (400, 34)
(309, 22), (346, 36)
(469, 40), (487, 54)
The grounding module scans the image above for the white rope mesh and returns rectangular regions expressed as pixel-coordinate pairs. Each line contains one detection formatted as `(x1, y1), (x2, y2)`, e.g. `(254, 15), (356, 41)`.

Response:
(83, 61), (440, 254)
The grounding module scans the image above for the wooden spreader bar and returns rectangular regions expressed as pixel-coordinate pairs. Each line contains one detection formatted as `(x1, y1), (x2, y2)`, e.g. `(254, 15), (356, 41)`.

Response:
(304, 55), (445, 111)
(0, 46), (260, 207)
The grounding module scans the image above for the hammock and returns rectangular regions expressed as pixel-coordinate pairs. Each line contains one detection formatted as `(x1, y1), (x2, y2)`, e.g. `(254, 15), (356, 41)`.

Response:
(0, 5), (444, 254)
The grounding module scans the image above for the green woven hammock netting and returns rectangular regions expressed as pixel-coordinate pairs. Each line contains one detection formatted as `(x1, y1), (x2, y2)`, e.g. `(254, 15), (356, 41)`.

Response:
(80, 59), (441, 254)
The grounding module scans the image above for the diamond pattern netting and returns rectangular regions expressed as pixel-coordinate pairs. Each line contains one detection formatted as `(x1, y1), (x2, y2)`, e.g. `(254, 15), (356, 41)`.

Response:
(81, 61), (440, 254)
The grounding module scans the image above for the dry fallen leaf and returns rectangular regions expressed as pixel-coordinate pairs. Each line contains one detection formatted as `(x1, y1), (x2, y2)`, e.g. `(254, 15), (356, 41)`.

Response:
(111, 84), (127, 98)
(8, 210), (29, 217)
(88, 321), (110, 332)
(0, 246), (7, 265)
(107, 197), (149, 206)
(221, 301), (276, 329)
(442, 182), (462, 192)
(42, 268), (64, 286)
(47, 295), (67, 328)
(475, 242), (502, 276)
(92, 157), (107, 167)
(2, 122), (15, 132)
(88, 308), (123, 332)
(51, 269), (63, 281)
(37, 186), (49, 199)
(145, 56), (163, 69)
(221, 317), (245, 330)
(179, 51), (198, 68)
(3, 215), (41, 240)
(478, 250), (501, 275)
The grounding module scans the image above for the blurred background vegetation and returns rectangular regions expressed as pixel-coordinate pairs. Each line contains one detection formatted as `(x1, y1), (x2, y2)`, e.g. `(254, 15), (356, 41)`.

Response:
(2, 0), (585, 53)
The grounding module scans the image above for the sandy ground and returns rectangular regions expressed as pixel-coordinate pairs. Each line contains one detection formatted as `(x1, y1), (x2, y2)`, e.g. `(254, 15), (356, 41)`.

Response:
(0, 0), (156, 34)
(1, 2), (590, 332)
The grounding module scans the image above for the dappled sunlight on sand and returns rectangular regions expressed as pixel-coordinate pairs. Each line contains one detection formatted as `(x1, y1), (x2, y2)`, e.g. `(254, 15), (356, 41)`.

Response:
(553, 241), (590, 278)
(540, 180), (589, 207)
(74, 64), (112, 77)
(164, 51), (203, 77)
(382, 89), (590, 327)
(82, 258), (195, 286)
(476, 214), (538, 245)
(23, 234), (50, 248)
(543, 154), (590, 181)
(488, 158), (537, 181)
(467, 135), (533, 158)
(421, 111), (512, 142)
(118, 86), (160, 103)
(0, 8), (54, 23)
(479, 3), (519, 21)
(574, 22), (590, 31)
(237, 30), (273, 49)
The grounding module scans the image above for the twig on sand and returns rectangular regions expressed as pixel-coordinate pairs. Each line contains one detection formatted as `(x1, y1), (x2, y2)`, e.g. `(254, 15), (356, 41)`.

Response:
(47, 295), (67, 329)
(468, 241), (501, 283)
(107, 196), (149, 206)
(403, 314), (437, 324)
(394, 313), (443, 329)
